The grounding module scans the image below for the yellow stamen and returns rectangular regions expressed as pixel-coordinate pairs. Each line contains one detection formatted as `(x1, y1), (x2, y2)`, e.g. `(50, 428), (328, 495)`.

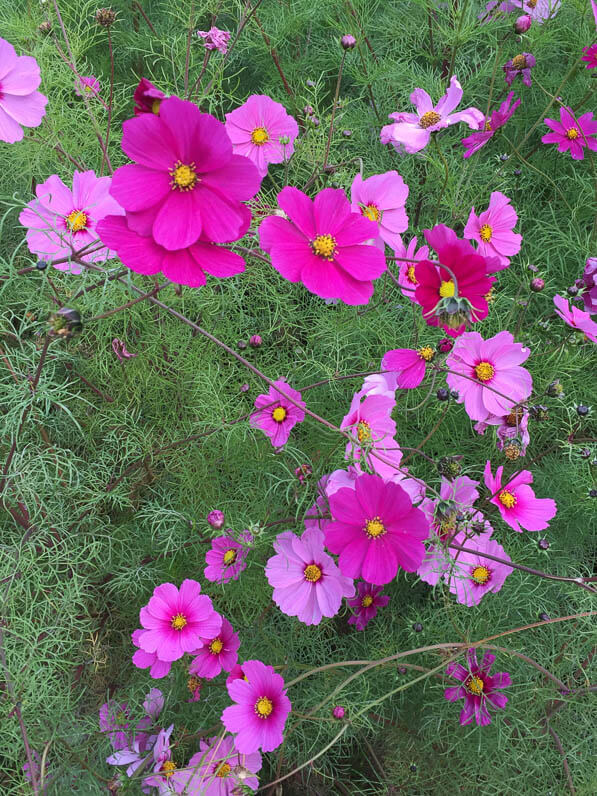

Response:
(272, 406), (287, 423)
(407, 265), (418, 285)
(66, 210), (88, 232)
(484, 120), (492, 132)
(479, 224), (492, 242)
(474, 361), (495, 382)
(418, 346), (435, 362)
(419, 110), (441, 128)
(162, 760), (176, 777)
(362, 204), (381, 222)
(251, 127), (269, 145)
(216, 762), (232, 778)
(565, 128), (579, 140)
(365, 516), (386, 538)
(466, 675), (484, 695)
(498, 490), (516, 509)
(311, 234), (337, 260)
(511, 54), (527, 70)
(361, 594), (373, 608)
(187, 676), (201, 693)
(151, 99), (162, 114)
(304, 564), (322, 582)
(171, 613), (187, 630)
(223, 548), (237, 565)
(472, 565), (490, 584)
(357, 421), (371, 443)
(209, 638), (224, 655)
(255, 696), (273, 718)
(526, 0), (537, 7)
(439, 280), (455, 298)
(170, 161), (198, 191)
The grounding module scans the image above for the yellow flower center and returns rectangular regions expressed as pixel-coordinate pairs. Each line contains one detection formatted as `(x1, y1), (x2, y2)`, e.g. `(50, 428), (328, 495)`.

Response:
(187, 676), (201, 693)
(407, 265), (418, 284)
(484, 120), (492, 132)
(162, 760), (176, 777)
(505, 408), (523, 427)
(171, 613), (187, 630)
(216, 762), (232, 778)
(419, 110), (441, 128)
(151, 99), (162, 114)
(311, 234), (337, 260)
(223, 548), (237, 565)
(304, 564), (322, 582)
(365, 516), (386, 538)
(251, 126), (269, 145)
(526, 0), (537, 7)
(474, 361), (495, 382)
(439, 279), (455, 298)
(357, 421), (372, 443)
(272, 406), (287, 423)
(255, 696), (273, 718)
(209, 638), (224, 655)
(484, 288), (495, 304)
(466, 675), (484, 695)
(479, 224), (492, 242)
(66, 210), (88, 232)
(361, 594), (374, 607)
(498, 489), (517, 508)
(170, 161), (198, 191)
(418, 346), (435, 362)
(565, 128), (579, 140)
(511, 54), (527, 70)
(362, 204), (381, 222)
(440, 512), (457, 534)
(472, 565), (490, 584)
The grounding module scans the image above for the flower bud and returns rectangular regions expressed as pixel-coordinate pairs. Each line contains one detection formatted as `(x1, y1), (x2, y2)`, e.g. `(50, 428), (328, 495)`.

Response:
(249, 334), (262, 348)
(340, 34), (356, 50)
(437, 456), (462, 480)
(589, 488), (597, 498)
(576, 404), (590, 417)
(412, 622), (423, 633)
(48, 307), (82, 339)
(580, 448), (591, 459)
(38, 21), (52, 35)
(207, 510), (225, 530)
(303, 105), (314, 116)
(437, 337), (454, 353)
(310, 116), (320, 127)
(95, 7), (116, 27)
(239, 383), (250, 393)
(539, 612), (550, 622)
(530, 278), (545, 292)
(332, 705), (345, 719)
(237, 340), (247, 350)
(36, 260), (48, 270)
(537, 538), (550, 551)
(514, 14), (532, 33)
(342, 129), (352, 137)
(436, 388), (450, 402)
(279, 135), (290, 146)
(306, 79), (316, 88)
(567, 285), (579, 297)
(546, 380), (563, 398)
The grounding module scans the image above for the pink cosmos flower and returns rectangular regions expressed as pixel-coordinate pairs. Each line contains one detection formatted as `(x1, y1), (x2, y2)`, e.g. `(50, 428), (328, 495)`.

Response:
(226, 663), (247, 687)
(189, 617), (240, 679)
(461, 92), (520, 158)
(325, 473), (430, 585)
(350, 170), (409, 250)
(265, 527), (355, 625)
(380, 75), (484, 154)
(107, 96), (261, 250)
(221, 659), (291, 753)
(340, 390), (396, 458)
(582, 44), (597, 69)
(513, 0), (560, 22)
(347, 582), (389, 630)
(0, 37), (48, 144)
(136, 579), (222, 663)
(75, 75), (100, 97)
(394, 236), (429, 303)
(178, 735), (262, 794)
(99, 688), (163, 751)
(19, 170), (123, 271)
(197, 27), (231, 54)
(249, 378), (306, 448)
(415, 224), (498, 337)
(445, 331), (532, 423)
(382, 346), (436, 389)
(475, 406), (530, 456)
(97, 214), (246, 288)
(503, 53), (536, 87)
(541, 107), (597, 160)
(106, 722), (158, 778)
(446, 531), (513, 606)
(141, 724), (181, 791)
(484, 460), (557, 532)
(259, 186), (386, 305)
(131, 629), (172, 679)
(225, 94), (299, 178)
(581, 258), (597, 314)
(204, 532), (251, 584)
(553, 294), (597, 343)
(133, 77), (167, 116)
(464, 191), (522, 269)
(445, 649), (511, 726)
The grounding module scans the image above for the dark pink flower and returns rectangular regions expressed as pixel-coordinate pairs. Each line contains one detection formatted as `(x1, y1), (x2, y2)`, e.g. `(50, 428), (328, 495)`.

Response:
(581, 257), (597, 313)
(582, 43), (597, 69)
(347, 582), (389, 630)
(332, 705), (346, 718)
(394, 235), (429, 303)
(0, 36), (48, 143)
(461, 92), (520, 158)
(382, 346), (435, 389)
(514, 13), (532, 31)
(75, 75), (100, 97)
(133, 77), (166, 116)
(541, 106), (597, 160)
(177, 735), (262, 794)
(445, 649), (511, 726)
(204, 533), (250, 584)
(259, 186), (386, 305)
(484, 460), (557, 532)
(350, 170), (409, 250)
(249, 379), (306, 448)
(325, 473), (430, 585)
(197, 26), (230, 54)
(189, 617), (240, 679)
(503, 52), (536, 87)
(464, 191), (522, 268)
(221, 659), (291, 753)
(553, 294), (597, 343)
(207, 509), (225, 529)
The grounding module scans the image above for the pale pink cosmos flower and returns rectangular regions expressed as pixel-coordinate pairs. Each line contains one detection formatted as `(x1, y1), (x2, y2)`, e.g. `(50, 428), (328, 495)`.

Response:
(541, 107), (597, 160)
(347, 582), (389, 630)
(19, 170), (124, 272)
(380, 76), (484, 154)
(512, 0), (561, 23)
(553, 295), (597, 344)
(503, 53), (536, 87)
(446, 530), (513, 607)
(484, 460), (557, 532)
(75, 75), (100, 97)
(445, 331), (532, 423)
(350, 170), (409, 250)
(445, 649), (511, 726)
(141, 724), (181, 791)
(382, 346), (436, 389)
(99, 688), (163, 752)
(189, 617), (240, 679)
(0, 36), (48, 143)
(249, 379), (306, 448)
(475, 406), (530, 456)
(464, 191), (522, 269)
(225, 94), (299, 178)
(265, 527), (355, 625)
(177, 735), (262, 794)
(581, 258), (597, 314)
(197, 26), (231, 53)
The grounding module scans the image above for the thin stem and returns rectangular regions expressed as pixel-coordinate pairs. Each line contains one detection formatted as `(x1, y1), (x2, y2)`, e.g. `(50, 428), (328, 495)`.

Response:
(101, 28), (115, 176)
(323, 51), (346, 170)
(133, 1), (157, 34)
(432, 133), (449, 225)
(86, 282), (167, 321)
(252, 14), (294, 99)
(183, 2), (195, 98)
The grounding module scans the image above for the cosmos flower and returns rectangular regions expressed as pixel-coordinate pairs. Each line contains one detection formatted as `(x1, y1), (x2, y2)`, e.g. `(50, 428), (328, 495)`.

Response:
(133, 77), (167, 116)
(189, 617), (240, 679)
(503, 53), (536, 87)
(553, 295), (597, 343)
(75, 75), (100, 97)
(582, 43), (597, 70)
(0, 36), (48, 143)
(178, 735), (262, 794)
(581, 258), (597, 313)
(350, 170), (409, 250)
(393, 235), (429, 303)
(380, 76), (484, 154)
(340, 390), (397, 460)
(541, 106), (597, 160)
(197, 26), (231, 54)
(381, 346), (436, 389)
(475, 406), (530, 457)
(249, 379), (306, 448)
(445, 648), (511, 726)
(464, 191), (522, 269)
(347, 582), (390, 630)
(99, 688), (163, 752)
(204, 532), (251, 585)
(446, 531), (513, 606)
(225, 94), (299, 178)
(461, 92), (520, 158)
(513, 0), (560, 23)
(484, 460), (557, 532)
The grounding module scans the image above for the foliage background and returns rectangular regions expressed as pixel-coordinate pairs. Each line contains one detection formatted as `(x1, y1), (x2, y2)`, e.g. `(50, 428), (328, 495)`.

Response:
(0, 0), (596, 793)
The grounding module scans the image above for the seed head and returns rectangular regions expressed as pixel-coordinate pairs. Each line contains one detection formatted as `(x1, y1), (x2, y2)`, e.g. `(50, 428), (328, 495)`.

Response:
(95, 7), (116, 27)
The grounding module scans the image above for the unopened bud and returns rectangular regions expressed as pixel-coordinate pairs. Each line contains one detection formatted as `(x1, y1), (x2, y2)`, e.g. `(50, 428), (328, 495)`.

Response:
(207, 510), (225, 530)
(514, 14), (532, 33)
(340, 34), (356, 50)
(530, 278), (545, 292)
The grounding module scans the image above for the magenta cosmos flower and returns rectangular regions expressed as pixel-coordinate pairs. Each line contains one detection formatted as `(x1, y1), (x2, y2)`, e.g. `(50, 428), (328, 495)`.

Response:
(350, 170), (409, 250)
(484, 460), (556, 532)
(133, 77), (167, 116)
(461, 92), (520, 158)
(446, 530), (513, 607)
(445, 649), (511, 726)
(464, 191), (522, 269)
(204, 533), (250, 584)
(380, 76), (484, 154)
(581, 258), (597, 314)
(0, 37), (47, 144)
(189, 617), (240, 679)
(19, 170), (124, 271)
(541, 106), (597, 160)
(108, 96), (261, 250)
(415, 224), (498, 337)
(582, 44), (597, 70)
(340, 390), (396, 458)
(394, 235), (429, 303)
(178, 735), (262, 794)
(347, 582), (389, 630)
(325, 473), (430, 585)
(445, 331), (532, 423)
(382, 346), (436, 389)
(136, 579), (222, 663)
(75, 75), (100, 97)
(221, 659), (291, 753)
(249, 378), (306, 448)
(197, 26), (231, 54)
(259, 186), (386, 305)
(265, 527), (355, 625)
(503, 53), (536, 87)
(553, 294), (597, 343)
(225, 94), (299, 178)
